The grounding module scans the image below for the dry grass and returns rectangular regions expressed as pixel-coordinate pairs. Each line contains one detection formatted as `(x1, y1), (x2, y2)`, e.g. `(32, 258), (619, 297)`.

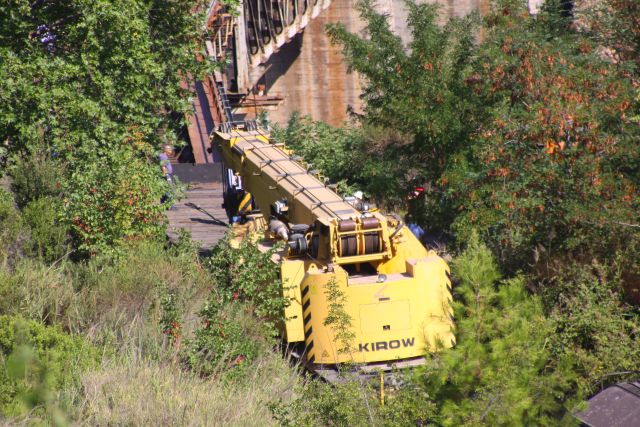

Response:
(0, 239), (306, 426)
(78, 354), (301, 426)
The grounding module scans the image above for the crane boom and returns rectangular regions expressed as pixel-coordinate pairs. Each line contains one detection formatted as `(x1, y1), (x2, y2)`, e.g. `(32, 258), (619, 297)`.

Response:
(217, 128), (358, 223)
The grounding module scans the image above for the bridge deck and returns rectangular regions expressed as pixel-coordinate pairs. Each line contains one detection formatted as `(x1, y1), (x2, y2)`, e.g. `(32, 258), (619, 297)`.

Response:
(166, 165), (229, 251)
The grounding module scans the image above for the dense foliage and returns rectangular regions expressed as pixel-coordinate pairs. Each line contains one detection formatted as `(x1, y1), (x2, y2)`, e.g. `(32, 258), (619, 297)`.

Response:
(0, 0), (207, 256)
(184, 238), (288, 378)
(273, 114), (366, 196)
(323, 1), (480, 213)
(0, 315), (97, 420)
(446, 0), (639, 271)
(205, 237), (288, 335)
(271, 0), (640, 423)
(418, 236), (576, 425)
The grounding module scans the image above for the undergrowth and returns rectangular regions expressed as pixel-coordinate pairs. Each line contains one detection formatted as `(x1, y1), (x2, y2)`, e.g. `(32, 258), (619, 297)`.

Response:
(0, 204), (302, 425)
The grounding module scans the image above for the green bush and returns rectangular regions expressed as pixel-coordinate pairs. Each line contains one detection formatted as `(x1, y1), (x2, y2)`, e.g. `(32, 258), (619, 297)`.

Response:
(418, 234), (577, 425)
(270, 378), (378, 427)
(22, 197), (69, 263)
(0, 315), (98, 419)
(272, 114), (363, 197)
(8, 153), (63, 209)
(546, 262), (640, 396)
(183, 237), (288, 379)
(270, 373), (437, 426)
(183, 302), (264, 379)
(205, 237), (287, 335)
(63, 145), (168, 257)
(0, 188), (27, 264)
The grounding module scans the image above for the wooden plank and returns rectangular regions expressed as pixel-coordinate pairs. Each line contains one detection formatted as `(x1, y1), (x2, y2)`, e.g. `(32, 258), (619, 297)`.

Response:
(166, 183), (229, 250)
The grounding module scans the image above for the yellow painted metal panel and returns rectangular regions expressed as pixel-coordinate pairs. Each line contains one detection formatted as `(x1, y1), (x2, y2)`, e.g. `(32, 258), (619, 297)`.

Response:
(359, 300), (412, 334)
(281, 260), (306, 342)
(301, 263), (454, 365)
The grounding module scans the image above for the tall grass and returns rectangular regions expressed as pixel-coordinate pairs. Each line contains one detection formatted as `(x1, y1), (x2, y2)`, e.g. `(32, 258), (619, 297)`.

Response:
(0, 235), (305, 425)
(1, 192), (305, 425)
(79, 350), (301, 426)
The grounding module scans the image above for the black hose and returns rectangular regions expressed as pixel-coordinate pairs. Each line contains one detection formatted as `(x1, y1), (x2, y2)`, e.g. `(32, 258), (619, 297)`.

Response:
(185, 202), (229, 227)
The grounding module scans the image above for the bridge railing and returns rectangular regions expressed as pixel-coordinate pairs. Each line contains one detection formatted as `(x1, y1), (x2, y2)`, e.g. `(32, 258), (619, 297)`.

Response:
(244, 0), (332, 67)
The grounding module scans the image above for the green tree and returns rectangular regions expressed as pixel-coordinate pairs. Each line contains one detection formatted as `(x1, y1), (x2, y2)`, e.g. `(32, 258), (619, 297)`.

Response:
(446, 0), (639, 272)
(419, 234), (577, 425)
(326, 0), (478, 219)
(0, 0), (208, 256)
(316, 0), (639, 279)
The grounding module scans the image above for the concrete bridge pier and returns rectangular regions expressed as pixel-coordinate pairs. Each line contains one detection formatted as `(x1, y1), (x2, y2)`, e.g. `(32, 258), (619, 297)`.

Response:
(186, 0), (496, 163)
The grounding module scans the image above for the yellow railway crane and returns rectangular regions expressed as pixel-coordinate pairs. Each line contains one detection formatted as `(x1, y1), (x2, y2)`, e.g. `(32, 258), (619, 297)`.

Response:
(214, 124), (454, 380)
